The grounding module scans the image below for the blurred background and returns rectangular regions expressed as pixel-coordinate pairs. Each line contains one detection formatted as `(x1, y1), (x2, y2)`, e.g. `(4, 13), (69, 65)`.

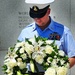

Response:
(0, 0), (75, 75)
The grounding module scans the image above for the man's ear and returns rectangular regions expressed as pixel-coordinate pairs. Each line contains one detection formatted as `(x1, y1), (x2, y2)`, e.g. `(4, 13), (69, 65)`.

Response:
(47, 8), (51, 15)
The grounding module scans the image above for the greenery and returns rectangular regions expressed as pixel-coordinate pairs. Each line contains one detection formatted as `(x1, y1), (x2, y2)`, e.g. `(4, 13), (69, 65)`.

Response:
(2, 36), (69, 75)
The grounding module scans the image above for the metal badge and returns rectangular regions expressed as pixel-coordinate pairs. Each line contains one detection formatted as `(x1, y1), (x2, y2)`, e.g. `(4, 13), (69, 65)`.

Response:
(33, 6), (38, 11)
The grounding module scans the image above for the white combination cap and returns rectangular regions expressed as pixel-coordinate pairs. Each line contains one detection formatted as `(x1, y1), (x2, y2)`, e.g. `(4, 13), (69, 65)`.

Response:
(25, 0), (55, 18)
(25, 0), (54, 4)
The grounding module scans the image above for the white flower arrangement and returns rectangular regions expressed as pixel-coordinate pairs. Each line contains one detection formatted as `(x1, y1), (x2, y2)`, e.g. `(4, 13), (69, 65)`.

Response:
(2, 36), (69, 75)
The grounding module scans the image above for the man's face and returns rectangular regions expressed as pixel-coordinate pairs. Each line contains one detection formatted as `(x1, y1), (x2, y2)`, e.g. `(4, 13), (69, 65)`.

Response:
(33, 8), (50, 27)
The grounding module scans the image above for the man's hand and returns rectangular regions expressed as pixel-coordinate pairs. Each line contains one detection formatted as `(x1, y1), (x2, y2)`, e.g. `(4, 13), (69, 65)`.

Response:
(69, 57), (75, 68)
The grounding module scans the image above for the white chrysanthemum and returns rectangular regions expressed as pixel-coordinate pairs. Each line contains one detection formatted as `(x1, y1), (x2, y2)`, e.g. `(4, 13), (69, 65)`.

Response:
(7, 58), (17, 68)
(57, 66), (68, 75)
(58, 50), (65, 56)
(44, 67), (56, 75)
(35, 54), (44, 64)
(45, 45), (54, 54)
(45, 40), (53, 44)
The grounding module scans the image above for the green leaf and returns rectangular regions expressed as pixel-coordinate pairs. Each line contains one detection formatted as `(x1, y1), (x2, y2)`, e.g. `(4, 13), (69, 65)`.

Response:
(26, 39), (32, 45)
(10, 47), (15, 51)
(20, 68), (27, 74)
(2, 65), (7, 71)
(17, 40), (21, 42)
(50, 51), (56, 58)
(57, 61), (61, 66)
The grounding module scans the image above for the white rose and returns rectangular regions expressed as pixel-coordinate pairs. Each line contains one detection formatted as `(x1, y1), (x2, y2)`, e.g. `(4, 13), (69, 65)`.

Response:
(45, 45), (53, 54)
(35, 54), (44, 64)
(44, 67), (56, 75)
(57, 66), (68, 75)
(58, 50), (65, 56)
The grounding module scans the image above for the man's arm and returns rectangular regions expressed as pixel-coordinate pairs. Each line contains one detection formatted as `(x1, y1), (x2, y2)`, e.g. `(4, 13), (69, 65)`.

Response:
(69, 57), (75, 68)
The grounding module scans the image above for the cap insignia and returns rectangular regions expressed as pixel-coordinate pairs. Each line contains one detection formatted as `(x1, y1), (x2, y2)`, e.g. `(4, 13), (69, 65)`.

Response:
(33, 6), (38, 11)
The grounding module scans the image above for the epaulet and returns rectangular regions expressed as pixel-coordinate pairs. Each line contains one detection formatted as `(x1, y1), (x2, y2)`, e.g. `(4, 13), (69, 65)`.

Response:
(25, 22), (35, 28)
(54, 22), (64, 28)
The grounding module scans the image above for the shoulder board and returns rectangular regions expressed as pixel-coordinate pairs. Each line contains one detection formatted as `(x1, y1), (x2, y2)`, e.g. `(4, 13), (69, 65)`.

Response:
(25, 22), (35, 28)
